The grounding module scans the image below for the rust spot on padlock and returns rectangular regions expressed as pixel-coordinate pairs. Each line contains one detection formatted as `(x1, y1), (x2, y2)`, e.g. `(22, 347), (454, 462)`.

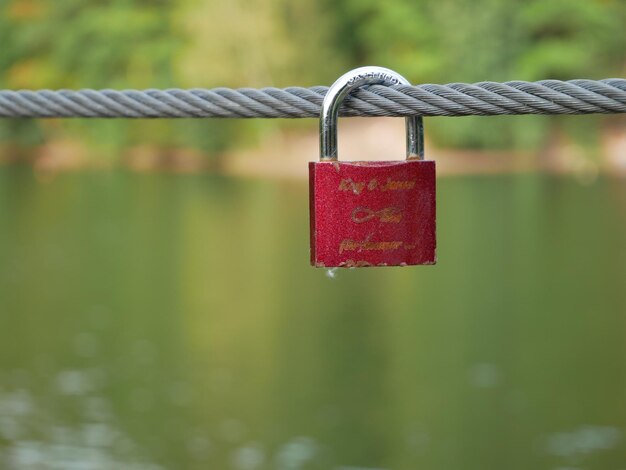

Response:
(309, 67), (436, 268)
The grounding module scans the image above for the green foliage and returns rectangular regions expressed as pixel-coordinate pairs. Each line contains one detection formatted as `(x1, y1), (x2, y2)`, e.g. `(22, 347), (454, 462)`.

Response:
(1, 0), (625, 155)
(516, 0), (626, 80)
(327, 0), (626, 149)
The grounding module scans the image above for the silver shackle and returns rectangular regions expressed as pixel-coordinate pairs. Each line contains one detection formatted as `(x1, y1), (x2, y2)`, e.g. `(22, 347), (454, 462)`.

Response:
(320, 66), (424, 161)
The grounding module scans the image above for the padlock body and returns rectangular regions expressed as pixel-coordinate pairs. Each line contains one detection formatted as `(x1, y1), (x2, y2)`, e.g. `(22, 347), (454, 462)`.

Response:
(309, 160), (436, 267)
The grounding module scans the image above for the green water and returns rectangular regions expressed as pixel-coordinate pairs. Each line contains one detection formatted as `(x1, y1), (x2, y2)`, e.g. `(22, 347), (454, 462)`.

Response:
(0, 168), (625, 470)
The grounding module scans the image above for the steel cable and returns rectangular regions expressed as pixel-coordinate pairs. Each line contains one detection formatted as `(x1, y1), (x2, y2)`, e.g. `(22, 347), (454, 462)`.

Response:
(1, 79), (626, 118)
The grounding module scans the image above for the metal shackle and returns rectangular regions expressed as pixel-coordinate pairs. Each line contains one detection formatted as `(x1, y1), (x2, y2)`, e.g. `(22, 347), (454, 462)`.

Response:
(320, 66), (424, 161)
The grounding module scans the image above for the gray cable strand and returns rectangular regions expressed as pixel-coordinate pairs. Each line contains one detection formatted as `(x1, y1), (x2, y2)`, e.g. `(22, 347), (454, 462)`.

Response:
(1, 79), (626, 119)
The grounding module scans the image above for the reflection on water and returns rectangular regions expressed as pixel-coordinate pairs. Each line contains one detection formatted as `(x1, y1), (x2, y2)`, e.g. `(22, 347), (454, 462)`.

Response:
(0, 168), (625, 470)
(0, 380), (162, 469)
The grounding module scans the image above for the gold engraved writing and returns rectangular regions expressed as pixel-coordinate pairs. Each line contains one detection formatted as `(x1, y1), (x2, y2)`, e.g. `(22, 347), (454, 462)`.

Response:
(339, 238), (415, 254)
(351, 206), (403, 223)
(381, 179), (415, 191)
(342, 260), (374, 268)
(338, 179), (366, 195)
(338, 178), (415, 195)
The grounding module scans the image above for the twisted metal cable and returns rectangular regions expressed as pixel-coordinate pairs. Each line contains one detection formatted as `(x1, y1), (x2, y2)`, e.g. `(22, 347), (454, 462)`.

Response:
(1, 79), (626, 119)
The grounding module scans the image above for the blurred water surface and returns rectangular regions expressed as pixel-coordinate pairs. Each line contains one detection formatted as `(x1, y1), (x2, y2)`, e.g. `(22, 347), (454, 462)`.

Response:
(0, 168), (625, 470)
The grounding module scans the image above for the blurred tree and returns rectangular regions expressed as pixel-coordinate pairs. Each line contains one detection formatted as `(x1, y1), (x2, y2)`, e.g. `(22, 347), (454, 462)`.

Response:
(1, 0), (626, 158)
(0, 0), (234, 157)
(517, 0), (626, 80)
(3, 0), (177, 89)
(326, 0), (626, 150)
(174, 0), (346, 156)
(177, 0), (343, 88)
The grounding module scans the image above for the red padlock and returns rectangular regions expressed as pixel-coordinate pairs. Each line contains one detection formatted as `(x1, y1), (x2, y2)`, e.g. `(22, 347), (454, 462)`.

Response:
(309, 67), (436, 268)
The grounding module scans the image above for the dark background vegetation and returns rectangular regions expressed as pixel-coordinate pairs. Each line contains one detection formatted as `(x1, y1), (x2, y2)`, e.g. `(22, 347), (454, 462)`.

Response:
(1, 0), (625, 161)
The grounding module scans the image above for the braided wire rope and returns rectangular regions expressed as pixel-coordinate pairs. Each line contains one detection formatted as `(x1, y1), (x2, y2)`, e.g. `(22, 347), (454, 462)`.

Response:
(1, 79), (626, 118)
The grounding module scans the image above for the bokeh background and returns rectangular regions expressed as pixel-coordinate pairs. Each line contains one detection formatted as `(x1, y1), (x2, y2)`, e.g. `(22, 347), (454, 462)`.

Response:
(1, 1), (626, 469)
